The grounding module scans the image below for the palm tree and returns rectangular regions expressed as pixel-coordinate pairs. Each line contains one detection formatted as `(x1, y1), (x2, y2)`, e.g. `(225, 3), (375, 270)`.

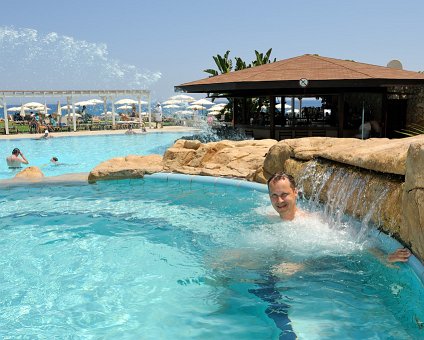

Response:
(203, 49), (277, 124)
(252, 48), (276, 67)
(234, 57), (249, 71)
(204, 50), (233, 77)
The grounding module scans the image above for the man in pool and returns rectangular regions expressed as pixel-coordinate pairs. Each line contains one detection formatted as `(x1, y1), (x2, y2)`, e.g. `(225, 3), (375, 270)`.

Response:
(267, 172), (305, 221)
(267, 171), (411, 266)
(6, 148), (29, 168)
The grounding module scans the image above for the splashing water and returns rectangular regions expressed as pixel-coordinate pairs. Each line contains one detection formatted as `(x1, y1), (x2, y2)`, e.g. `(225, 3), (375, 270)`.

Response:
(0, 26), (161, 89)
(297, 160), (391, 242)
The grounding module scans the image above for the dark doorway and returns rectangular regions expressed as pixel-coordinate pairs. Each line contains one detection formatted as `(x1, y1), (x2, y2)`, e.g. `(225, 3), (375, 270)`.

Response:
(386, 99), (407, 138)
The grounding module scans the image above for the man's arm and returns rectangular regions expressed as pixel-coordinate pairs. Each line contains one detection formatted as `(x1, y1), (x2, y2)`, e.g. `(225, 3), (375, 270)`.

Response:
(388, 248), (411, 263)
(18, 151), (29, 164)
(369, 247), (411, 266)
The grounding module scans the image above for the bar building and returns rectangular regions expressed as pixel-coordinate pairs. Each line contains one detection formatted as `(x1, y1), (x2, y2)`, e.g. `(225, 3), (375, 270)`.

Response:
(176, 54), (424, 140)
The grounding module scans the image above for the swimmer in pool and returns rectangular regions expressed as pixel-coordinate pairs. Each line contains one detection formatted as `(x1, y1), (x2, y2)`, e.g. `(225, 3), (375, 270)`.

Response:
(267, 172), (307, 221)
(6, 148), (29, 168)
(267, 171), (411, 273)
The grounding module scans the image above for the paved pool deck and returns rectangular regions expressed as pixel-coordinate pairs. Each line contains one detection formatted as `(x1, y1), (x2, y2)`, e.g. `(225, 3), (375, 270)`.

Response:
(0, 125), (199, 140)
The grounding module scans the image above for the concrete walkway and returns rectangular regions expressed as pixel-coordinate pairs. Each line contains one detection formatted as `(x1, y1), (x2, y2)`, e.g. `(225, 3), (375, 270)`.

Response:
(0, 125), (198, 140)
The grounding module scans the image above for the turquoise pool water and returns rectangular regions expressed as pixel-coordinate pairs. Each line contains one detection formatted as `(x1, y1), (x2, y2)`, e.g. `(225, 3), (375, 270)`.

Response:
(1, 175), (423, 339)
(0, 132), (190, 179)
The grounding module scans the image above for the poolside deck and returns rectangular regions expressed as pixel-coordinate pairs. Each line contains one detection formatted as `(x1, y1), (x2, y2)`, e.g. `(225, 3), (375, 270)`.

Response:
(0, 125), (198, 140)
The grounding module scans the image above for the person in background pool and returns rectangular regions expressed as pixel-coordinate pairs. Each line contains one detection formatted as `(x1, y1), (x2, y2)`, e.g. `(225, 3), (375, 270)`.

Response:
(125, 125), (137, 135)
(38, 129), (53, 139)
(6, 148), (29, 168)
(50, 156), (59, 164)
(267, 172), (412, 266)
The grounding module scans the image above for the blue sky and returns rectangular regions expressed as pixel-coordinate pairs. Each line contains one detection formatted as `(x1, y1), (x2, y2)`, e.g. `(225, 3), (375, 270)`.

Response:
(0, 0), (423, 102)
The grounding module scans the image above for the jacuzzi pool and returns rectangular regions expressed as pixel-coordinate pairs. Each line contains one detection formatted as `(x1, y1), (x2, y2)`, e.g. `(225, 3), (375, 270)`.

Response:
(0, 174), (423, 338)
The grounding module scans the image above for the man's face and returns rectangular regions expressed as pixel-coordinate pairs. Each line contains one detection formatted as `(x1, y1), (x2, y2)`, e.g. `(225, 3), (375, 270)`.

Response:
(268, 178), (298, 220)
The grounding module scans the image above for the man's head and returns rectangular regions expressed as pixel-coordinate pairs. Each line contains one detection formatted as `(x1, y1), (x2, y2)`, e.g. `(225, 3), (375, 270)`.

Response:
(12, 148), (20, 156)
(50, 157), (58, 163)
(267, 172), (298, 220)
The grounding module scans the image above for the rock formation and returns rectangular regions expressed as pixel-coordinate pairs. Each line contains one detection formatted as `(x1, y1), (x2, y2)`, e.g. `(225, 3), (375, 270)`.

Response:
(88, 154), (163, 182)
(14, 166), (44, 179)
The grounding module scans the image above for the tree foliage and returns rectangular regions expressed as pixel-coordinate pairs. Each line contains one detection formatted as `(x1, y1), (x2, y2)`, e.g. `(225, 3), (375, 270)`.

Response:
(204, 48), (276, 77)
(203, 49), (277, 121)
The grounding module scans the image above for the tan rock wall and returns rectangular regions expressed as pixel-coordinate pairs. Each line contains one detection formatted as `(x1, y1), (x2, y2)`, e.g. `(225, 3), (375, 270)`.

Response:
(88, 154), (163, 182)
(401, 143), (424, 259)
(163, 139), (277, 180)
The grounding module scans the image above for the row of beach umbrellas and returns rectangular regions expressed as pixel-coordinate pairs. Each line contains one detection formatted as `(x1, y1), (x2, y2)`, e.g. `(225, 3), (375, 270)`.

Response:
(6, 97), (150, 118)
(161, 95), (229, 116)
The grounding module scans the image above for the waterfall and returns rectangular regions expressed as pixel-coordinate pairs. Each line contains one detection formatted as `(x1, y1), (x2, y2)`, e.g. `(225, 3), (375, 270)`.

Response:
(296, 160), (394, 242)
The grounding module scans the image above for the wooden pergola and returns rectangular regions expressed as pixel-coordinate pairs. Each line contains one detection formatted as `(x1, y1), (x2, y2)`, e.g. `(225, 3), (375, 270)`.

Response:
(176, 54), (424, 140)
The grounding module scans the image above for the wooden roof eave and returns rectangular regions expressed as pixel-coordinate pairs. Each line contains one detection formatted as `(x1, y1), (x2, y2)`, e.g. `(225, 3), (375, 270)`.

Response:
(175, 79), (424, 94)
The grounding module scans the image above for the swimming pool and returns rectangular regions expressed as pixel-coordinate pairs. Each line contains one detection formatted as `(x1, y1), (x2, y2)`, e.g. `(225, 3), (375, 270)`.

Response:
(0, 132), (191, 179)
(1, 174), (423, 338)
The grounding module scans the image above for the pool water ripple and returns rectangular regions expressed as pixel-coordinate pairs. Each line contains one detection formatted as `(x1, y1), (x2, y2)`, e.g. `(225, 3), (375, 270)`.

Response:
(0, 178), (424, 338)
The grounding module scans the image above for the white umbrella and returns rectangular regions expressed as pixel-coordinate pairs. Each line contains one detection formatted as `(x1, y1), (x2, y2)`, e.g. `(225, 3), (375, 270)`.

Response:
(191, 98), (213, 106)
(162, 99), (181, 105)
(209, 105), (225, 111)
(175, 110), (193, 115)
(34, 106), (50, 112)
(169, 94), (195, 102)
(117, 105), (133, 110)
(60, 104), (79, 110)
(87, 99), (103, 104)
(23, 101), (44, 108)
(163, 104), (180, 109)
(114, 98), (138, 105)
(75, 100), (96, 106)
(188, 105), (206, 110)
(7, 106), (23, 112)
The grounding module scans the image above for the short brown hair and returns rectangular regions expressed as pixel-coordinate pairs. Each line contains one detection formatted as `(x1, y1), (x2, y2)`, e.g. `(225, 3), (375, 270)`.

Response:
(267, 172), (296, 191)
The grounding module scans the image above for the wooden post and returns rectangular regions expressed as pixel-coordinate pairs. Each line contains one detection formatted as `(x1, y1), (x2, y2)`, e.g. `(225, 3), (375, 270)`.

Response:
(242, 97), (247, 124)
(381, 90), (388, 137)
(270, 96), (276, 139)
(337, 93), (344, 137)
